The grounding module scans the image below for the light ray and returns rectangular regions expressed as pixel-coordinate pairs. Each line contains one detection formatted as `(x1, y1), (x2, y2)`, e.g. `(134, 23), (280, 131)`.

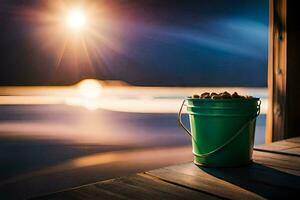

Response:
(80, 37), (95, 74)
(56, 39), (68, 70)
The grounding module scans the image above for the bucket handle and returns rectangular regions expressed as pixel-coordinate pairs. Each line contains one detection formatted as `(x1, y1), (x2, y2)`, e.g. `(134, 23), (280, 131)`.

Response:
(178, 99), (261, 158)
(178, 99), (192, 137)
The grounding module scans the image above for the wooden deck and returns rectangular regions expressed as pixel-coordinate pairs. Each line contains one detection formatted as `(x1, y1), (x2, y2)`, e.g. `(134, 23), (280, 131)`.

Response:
(36, 137), (300, 200)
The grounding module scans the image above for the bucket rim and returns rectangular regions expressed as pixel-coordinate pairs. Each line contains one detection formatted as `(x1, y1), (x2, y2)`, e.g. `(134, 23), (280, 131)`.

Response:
(186, 97), (260, 102)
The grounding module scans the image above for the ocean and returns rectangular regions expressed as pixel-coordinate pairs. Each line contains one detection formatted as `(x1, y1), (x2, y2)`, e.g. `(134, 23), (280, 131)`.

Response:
(0, 85), (267, 199)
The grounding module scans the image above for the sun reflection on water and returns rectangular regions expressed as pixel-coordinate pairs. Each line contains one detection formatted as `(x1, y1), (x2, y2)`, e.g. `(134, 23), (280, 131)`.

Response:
(63, 79), (104, 110)
(77, 79), (103, 99)
(0, 80), (268, 113)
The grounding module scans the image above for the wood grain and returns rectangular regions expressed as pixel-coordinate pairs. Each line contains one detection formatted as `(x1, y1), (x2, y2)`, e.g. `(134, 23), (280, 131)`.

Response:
(35, 138), (300, 200)
(35, 174), (219, 200)
(147, 159), (299, 200)
(267, 0), (300, 142)
(255, 137), (300, 156)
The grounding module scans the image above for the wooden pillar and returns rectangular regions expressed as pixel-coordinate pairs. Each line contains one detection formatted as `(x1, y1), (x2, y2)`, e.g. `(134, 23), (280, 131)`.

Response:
(286, 1), (300, 139)
(267, 0), (300, 142)
(266, 0), (286, 143)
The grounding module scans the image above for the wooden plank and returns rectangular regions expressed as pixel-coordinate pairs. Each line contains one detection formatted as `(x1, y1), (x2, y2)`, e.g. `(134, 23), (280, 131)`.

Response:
(254, 146), (300, 156)
(255, 137), (300, 156)
(283, 147), (300, 155)
(255, 141), (299, 150)
(147, 163), (265, 200)
(254, 150), (300, 166)
(35, 184), (129, 200)
(147, 160), (300, 200)
(35, 139), (300, 200)
(267, 136), (300, 145)
(34, 174), (219, 200)
(252, 151), (300, 175)
(286, 137), (300, 143)
(268, 137), (300, 146)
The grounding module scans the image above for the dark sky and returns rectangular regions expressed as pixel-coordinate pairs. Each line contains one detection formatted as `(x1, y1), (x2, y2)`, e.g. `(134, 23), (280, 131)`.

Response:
(0, 0), (268, 86)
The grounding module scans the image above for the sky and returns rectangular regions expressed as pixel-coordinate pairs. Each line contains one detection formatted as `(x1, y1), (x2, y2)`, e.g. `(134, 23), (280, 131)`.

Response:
(0, 0), (268, 86)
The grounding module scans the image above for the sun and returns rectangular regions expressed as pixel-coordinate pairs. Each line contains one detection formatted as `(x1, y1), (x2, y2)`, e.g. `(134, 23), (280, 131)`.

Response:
(65, 8), (87, 31)
(24, 1), (120, 73)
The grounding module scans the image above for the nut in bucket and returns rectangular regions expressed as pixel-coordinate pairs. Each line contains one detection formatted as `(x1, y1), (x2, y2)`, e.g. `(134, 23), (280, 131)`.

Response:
(192, 91), (252, 99)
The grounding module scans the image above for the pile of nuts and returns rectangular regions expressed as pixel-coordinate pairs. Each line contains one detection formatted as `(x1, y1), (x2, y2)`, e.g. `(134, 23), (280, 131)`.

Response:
(191, 92), (253, 99)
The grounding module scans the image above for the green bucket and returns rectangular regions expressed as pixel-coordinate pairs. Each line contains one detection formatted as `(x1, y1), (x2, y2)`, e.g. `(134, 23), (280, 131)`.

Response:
(178, 97), (261, 167)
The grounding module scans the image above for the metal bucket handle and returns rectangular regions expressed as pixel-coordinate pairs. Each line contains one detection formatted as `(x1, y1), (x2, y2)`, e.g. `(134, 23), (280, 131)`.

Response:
(178, 99), (261, 158)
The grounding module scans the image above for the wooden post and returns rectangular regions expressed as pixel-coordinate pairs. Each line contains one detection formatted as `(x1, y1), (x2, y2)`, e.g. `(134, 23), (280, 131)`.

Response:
(267, 0), (300, 142)
(266, 0), (274, 143)
(266, 0), (286, 143)
(286, 1), (300, 139)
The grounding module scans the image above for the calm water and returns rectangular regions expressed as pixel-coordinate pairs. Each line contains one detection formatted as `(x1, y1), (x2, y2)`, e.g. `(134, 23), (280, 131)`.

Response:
(0, 103), (265, 199)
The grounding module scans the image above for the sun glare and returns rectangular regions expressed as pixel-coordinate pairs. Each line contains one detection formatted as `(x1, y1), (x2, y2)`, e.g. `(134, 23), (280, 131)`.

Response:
(24, 1), (120, 75)
(66, 8), (87, 31)
(77, 79), (103, 98)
